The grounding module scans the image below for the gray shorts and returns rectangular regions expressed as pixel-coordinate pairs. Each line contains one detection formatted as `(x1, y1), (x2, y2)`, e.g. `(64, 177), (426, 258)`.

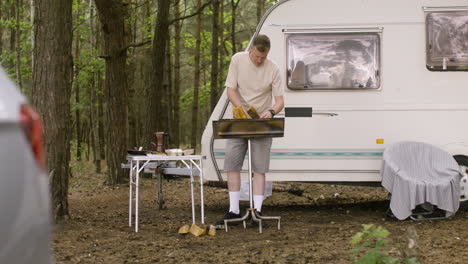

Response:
(224, 137), (273, 174)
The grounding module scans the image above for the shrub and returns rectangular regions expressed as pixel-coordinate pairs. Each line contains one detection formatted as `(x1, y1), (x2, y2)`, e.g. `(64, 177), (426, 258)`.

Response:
(351, 224), (421, 264)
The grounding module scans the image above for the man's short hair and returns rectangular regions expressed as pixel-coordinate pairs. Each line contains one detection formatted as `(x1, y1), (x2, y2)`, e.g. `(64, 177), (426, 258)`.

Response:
(252, 34), (271, 53)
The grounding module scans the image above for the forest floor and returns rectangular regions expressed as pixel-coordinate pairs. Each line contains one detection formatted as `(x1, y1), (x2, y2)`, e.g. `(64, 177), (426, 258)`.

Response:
(52, 161), (468, 264)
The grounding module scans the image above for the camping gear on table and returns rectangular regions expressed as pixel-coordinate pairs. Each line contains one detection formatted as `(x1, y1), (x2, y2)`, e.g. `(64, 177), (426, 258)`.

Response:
(213, 118), (284, 233)
(154, 132), (170, 153)
(381, 141), (462, 220)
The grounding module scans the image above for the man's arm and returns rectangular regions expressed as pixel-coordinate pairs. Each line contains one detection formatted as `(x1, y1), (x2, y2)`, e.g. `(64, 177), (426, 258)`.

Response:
(226, 87), (243, 108)
(260, 95), (284, 118)
(271, 95), (284, 114)
(227, 87), (251, 118)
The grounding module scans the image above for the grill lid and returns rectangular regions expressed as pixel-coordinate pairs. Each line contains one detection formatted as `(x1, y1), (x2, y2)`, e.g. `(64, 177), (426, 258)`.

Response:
(213, 118), (285, 139)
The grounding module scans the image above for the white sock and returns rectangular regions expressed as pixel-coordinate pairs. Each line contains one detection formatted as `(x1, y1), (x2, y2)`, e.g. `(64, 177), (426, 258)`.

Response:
(229, 191), (240, 214)
(254, 195), (264, 213)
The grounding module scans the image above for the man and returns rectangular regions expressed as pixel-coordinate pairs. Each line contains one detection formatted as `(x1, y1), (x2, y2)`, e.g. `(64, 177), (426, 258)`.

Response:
(216, 34), (284, 225)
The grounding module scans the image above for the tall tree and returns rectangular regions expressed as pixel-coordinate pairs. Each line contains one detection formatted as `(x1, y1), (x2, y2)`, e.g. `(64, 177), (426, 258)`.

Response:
(218, 0), (225, 90)
(9, 2), (16, 52)
(144, 0), (170, 145)
(0, 0), (3, 55)
(29, 0), (34, 69)
(94, 0), (130, 184)
(172, 0), (182, 147)
(230, 0), (241, 55)
(191, 0), (202, 151)
(32, 0), (73, 221)
(256, 0), (264, 24)
(15, 0), (22, 90)
(210, 0), (219, 111)
(73, 4), (82, 161)
(126, 6), (137, 150)
(87, 0), (106, 173)
(164, 37), (172, 141)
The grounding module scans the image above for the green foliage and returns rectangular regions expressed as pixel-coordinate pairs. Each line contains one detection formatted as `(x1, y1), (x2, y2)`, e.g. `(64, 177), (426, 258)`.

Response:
(180, 88), (193, 113)
(0, 51), (16, 77)
(143, 16), (155, 39)
(72, 0), (83, 13)
(241, 39), (250, 50)
(0, 2), (34, 92)
(72, 48), (105, 114)
(183, 32), (196, 49)
(351, 224), (421, 264)
(404, 258), (421, 264)
(179, 82), (211, 113)
(351, 224), (396, 264)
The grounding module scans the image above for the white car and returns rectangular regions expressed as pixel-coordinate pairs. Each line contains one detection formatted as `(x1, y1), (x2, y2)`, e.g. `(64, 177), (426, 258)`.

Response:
(0, 65), (52, 263)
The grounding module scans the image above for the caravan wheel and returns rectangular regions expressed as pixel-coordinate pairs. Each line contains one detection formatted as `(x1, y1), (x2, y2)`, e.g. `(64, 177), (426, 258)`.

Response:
(454, 155), (468, 202)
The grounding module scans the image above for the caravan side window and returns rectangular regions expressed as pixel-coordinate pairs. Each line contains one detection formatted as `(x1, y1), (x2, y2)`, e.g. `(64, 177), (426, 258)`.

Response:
(286, 31), (381, 90)
(425, 10), (468, 71)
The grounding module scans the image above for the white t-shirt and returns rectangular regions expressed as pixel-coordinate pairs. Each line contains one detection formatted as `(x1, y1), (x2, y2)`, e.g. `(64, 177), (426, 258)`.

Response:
(225, 51), (283, 114)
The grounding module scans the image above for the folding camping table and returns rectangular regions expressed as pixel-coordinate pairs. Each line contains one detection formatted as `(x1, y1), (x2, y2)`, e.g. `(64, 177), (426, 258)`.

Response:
(126, 154), (205, 232)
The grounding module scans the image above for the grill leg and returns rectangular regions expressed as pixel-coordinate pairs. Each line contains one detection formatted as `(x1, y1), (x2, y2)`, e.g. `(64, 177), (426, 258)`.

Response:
(157, 170), (164, 210)
(224, 139), (281, 233)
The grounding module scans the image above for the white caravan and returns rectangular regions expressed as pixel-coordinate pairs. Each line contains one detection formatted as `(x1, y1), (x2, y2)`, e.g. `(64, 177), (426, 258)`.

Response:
(201, 0), (468, 194)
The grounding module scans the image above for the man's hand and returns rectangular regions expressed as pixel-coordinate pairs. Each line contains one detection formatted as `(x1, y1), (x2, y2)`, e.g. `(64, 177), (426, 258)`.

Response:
(260, 111), (273, 119)
(227, 88), (251, 118)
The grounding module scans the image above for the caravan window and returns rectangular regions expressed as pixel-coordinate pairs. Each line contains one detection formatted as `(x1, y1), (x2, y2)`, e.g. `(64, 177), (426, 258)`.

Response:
(286, 32), (381, 90)
(426, 11), (468, 71)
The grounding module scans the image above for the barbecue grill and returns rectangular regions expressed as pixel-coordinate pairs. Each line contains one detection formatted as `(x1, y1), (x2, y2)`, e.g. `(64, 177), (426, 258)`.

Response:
(213, 118), (285, 233)
(213, 118), (284, 139)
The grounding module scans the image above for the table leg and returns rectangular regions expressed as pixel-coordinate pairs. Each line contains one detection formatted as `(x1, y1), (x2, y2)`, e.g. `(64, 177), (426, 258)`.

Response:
(136, 162), (140, 232)
(199, 159), (205, 224)
(248, 139), (253, 209)
(157, 170), (164, 210)
(190, 162), (196, 225)
(129, 160), (133, 227)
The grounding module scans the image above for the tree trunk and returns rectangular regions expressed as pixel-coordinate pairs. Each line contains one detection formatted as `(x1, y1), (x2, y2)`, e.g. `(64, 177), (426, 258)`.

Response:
(0, 0), (3, 55)
(218, 0), (225, 90)
(94, 0), (129, 184)
(9, 2), (16, 52)
(164, 37), (173, 146)
(32, 0), (73, 221)
(191, 0), (202, 151)
(134, 0), (153, 147)
(145, 0), (170, 145)
(126, 0), (138, 150)
(15, 0), (22, 90)
(74, 27), (82, 161)
(95, 15), (106, 167)
(30, 0), (34, 73)
(84, 122), (90, 160)
(230, 0), (240, 55)
(172, 0), (182, 148)
(256, 0), (264, 24)
(97, 72), (105, 173)
(210, 0), (219, 112)
(88, 0), (103, 173)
